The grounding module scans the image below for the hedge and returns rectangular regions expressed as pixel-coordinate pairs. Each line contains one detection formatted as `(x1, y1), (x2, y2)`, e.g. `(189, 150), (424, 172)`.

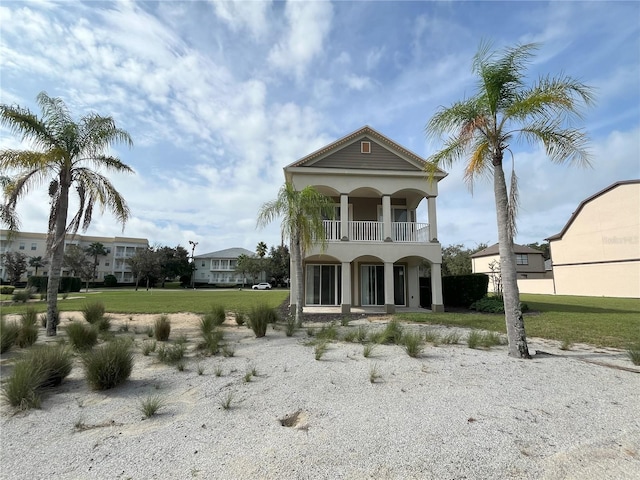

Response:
(27, 276), (82, 293)
(442, 274), (489, 308)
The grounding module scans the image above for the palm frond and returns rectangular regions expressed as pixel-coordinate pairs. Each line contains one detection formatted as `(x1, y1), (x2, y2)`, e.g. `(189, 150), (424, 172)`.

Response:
(463, 140), (491, 190)
(520, 122), (592, 167)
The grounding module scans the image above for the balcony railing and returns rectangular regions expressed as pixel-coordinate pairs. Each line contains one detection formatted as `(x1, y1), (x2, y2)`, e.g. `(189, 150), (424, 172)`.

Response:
(323, 220), (429, 242)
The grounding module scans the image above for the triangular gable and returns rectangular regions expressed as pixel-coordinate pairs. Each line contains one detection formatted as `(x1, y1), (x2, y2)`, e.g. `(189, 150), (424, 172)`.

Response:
(285, 126), (446, 175)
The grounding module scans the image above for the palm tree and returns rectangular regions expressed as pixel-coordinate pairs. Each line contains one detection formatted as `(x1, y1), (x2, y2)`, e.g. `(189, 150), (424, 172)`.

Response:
(85, 242), (107, 291)
(257, 182), (335, 325)
(28, 255), (47, 276)
(425, 43), (594, 358)
(256, 241), (268, 258)
(1, 92), (134, 335)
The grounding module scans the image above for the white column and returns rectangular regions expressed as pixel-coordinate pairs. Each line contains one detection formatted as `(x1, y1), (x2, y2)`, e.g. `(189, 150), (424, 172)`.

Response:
(382, 195), (392, 242)
(427, 196), (438, 242)
(430, 263), (444, 312)
(340, 194), (349, 240)
(384, 261), (395, 313)
(341, 262), (351, 313)
(289, 256), (297, 313)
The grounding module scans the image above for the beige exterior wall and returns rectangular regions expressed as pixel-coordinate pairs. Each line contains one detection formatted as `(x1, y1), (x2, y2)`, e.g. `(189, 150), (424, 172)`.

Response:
(517, 278), (555, 295)
(1, 230), (149, 283)
(549, 182), (640, 298)
(552, 262), (639, 298)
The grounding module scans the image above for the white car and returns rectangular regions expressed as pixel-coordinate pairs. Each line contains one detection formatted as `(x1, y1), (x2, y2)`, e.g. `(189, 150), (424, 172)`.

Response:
(252, 282), (272, 290)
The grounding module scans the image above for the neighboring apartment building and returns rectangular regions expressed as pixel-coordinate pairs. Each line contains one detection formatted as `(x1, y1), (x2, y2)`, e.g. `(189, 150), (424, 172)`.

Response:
(193, 247), (255, 286)
(283, 125), (447, 313)
(546, 180), (640, 298)
(0, 230), (149, 284)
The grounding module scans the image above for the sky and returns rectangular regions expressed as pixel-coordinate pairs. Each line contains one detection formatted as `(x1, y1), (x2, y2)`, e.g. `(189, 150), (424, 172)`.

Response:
(1, 0), (639, 257)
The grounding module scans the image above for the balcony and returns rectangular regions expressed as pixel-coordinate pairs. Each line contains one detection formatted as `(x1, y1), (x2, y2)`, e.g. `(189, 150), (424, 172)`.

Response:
(323, 220), (430, 242)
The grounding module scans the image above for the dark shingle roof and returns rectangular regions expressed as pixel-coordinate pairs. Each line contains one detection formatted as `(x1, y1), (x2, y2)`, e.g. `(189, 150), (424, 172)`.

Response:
(470, 243), (544, 258)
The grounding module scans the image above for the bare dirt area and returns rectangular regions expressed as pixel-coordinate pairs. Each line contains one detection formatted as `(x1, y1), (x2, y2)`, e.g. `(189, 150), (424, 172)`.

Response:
(1, 312), (638, 480)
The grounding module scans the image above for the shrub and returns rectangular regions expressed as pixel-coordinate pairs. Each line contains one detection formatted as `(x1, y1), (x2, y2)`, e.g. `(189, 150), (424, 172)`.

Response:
(404, 332), (424, 358)
(247, 303), (276, 338)
(103, 274), (118, 287)
(1, 317), (20, 354)
(443, 274), (489, 308)
(1, 285), (15, 295)
(12, 288), (34, 303)
(82, 301), (106, 325)
(234, 311), (246, 326)
(65, 322), (98, 351)
(83, 339), (134, 390)
(199, 329), (223, 355)
(199, 314), (215, 337)
(141, 340), (156, 356)
(154, 315), (171, 341)
(470, 296), (529, 313)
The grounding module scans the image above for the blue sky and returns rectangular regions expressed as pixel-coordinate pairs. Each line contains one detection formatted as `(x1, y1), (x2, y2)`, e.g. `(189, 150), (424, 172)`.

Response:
(1, 0), (639, 256)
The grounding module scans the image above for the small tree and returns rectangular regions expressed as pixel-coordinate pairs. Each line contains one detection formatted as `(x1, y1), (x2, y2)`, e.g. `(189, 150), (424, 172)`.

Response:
(2, 251), (28, 285)
(488, 260), (503, 300)
(63, 245), (93, 292)
(126, 248), (161, 291)
(85, 242), (107, 286)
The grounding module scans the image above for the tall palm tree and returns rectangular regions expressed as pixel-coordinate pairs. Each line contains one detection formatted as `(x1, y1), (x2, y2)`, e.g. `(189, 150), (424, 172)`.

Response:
(425, 43), (594, 358)
(257, 182), (335, 325)
(256, 241), (268, 258)
(28, 255), (47, 276)
(1, 91), (134, 335)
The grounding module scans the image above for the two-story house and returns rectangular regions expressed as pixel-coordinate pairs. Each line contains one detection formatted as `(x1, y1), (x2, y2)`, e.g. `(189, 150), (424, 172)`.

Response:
(193, 247), (255, 286)
(284, 126), (447, 314)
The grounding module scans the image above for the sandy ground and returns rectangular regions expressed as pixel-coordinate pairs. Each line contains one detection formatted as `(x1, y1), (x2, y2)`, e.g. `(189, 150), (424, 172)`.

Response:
(0, 312), (639, 479)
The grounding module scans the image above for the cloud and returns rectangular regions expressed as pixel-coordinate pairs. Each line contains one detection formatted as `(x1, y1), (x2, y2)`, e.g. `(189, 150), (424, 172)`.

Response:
(210, 0), (272, 39)
(267, 1), (333, 78)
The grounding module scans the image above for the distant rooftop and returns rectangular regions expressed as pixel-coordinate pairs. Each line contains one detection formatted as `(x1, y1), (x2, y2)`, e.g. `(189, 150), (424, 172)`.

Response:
(194, 247), (254, 259)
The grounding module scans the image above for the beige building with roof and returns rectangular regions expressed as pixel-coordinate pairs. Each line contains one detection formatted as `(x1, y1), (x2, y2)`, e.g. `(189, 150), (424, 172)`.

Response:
(284, 125), (447, 313)
(192, 247), (256, 286)
(546, 180), (640, 298)
(0, 230), (149, 284)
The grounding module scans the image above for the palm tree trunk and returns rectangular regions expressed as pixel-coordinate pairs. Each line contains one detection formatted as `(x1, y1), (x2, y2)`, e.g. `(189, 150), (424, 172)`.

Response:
(493, 163), (531, 358)
(46, 179), (70, 336)
(293, 235), (304, 326)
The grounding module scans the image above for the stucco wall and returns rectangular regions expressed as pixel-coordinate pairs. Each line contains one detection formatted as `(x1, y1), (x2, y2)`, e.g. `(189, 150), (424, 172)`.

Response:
(517, 278), (555, 295)
(553, 262), (639, 298)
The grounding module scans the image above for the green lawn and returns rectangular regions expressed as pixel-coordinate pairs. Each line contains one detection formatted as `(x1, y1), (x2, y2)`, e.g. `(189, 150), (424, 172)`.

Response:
(397, 294), (640, 349)
(1, 288), (290, 316)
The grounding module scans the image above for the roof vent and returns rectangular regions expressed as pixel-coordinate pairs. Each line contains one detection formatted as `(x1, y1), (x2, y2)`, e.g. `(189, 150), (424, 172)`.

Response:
(361, 141), (371, 154)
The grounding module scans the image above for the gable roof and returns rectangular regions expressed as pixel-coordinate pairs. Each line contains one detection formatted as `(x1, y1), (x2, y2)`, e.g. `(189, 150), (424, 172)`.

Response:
(195, 247), (254, 259)
(284, 125), (447, 177)
(546, 179), (640, 241)
(470, 243), (544, 258)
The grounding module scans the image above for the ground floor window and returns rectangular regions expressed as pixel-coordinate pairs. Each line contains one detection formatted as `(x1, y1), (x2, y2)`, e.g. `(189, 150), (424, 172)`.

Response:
(305, 264), (341, 305)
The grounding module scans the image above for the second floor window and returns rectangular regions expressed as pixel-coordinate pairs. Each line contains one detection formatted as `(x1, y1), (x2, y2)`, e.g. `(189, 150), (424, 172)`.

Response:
(516, 254), (529, 265)
(31, 243), (37, 250)
(19, 242), (25, 250)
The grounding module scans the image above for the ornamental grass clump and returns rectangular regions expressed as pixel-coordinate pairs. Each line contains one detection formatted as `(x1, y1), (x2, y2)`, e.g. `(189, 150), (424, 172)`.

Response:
(83, 339), (133, 390)
(2, 345), (73, 410)
(65, 322), (98, 351)
(203, 304), (226, 327)
(139, 394), (166, 418)
(403, 332), (424, 358)
(627, 344), (640, 366)
(1, 316), (20, 354)
(82, 301), (106, 325)
(248, 303), (277, 338)
(17, 315), (38, 348)
(154, 315), (171, 341)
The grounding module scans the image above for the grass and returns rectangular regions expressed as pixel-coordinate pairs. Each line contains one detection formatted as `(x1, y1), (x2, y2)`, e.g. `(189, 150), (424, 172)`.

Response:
(627, 344), (640, 366)
(314, 341), (328, 360)
(247, 303), (277, 338)
(65, 322), (99, 351)
(403, 332), (424, 358)
(362, 343), (375, 358)
(139, 394), (166, 418)
(0, 289), (290, 316)
(467, 330), (504, 349)
(1, 317), (20, 354)
(16, 308), (40, 348)
(141, 340), (157, 356)
(157, 343), (186, 364)
(219, 391), (234, 410)
(369, 363), (381, 383)
(154, 315), (171, 341)
(398, 294), (640, 349)
(83, 339), (134, 390)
